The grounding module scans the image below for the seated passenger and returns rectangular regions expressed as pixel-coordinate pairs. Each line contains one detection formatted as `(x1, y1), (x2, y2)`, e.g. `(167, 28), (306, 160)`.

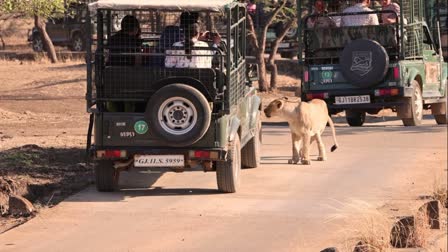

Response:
(165, 23), (213, 68)
(381, 0), (400, 24)
(108, 15), (142, 65)
(307, 0), (336, 28)
(341, 0), (379, 26)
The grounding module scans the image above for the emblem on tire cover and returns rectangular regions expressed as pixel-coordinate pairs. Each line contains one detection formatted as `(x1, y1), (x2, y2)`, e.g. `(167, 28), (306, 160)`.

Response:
(350, 51), (373, 77)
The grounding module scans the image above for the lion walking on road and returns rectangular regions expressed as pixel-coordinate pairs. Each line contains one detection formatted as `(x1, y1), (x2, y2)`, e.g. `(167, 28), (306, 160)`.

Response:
(264, 97), (338, 165)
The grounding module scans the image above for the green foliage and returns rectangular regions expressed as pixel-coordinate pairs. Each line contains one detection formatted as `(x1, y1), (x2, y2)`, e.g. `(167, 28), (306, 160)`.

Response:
(0, 0), (77, 18)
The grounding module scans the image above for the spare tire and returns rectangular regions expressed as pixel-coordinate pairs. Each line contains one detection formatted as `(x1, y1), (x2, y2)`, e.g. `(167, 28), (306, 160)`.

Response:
(146, 84), (211, 147)
(340, 39), (389, 88)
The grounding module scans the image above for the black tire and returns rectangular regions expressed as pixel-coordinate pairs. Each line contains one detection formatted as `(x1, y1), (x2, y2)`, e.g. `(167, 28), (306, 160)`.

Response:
(346, 110), (366, 127)
(71, 33), (84, 52)
(241, 116), (261, 168)
(280, 51), (295, 59)
(216, 135), (241, 193)
(401, 81), (423, 126)
(340, 39), (389, 88)
(434, 114), (447, 125)
(146, 84), (211, 147)
(32, 34), (44, 52)
(95, 160), (119, 192)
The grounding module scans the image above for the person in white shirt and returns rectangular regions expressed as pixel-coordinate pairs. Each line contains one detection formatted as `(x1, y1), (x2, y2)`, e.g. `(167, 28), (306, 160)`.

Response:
(341, 0), (379, 27)
(165, 23), (213, 68)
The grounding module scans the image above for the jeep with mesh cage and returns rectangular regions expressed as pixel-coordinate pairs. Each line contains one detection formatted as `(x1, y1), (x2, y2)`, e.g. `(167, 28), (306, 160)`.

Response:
(86, 0), (262, 193)
(298, 0), (447, 127)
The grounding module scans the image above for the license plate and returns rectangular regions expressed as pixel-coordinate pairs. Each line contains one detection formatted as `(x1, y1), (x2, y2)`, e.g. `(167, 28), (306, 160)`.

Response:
(278, 43), (290, 48)
(134, 155), (184, 167)
(335, 95), (371, 104)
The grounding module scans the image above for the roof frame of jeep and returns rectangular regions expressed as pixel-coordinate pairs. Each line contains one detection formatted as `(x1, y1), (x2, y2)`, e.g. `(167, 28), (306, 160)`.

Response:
(88, 0), (239, 12)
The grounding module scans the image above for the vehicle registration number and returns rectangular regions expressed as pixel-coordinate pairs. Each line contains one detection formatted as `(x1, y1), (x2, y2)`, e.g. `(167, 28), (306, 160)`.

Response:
(134, 155), (184, 167)
(335, 95), (371, 104)
(278, 43), (290, 48)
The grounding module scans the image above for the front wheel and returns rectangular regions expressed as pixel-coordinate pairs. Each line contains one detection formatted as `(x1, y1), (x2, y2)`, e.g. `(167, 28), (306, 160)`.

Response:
(346, 110), (366, 127)
(216, 135), (241, 193)
(241, 116), (261, 168)
(95, 160), (119, 192)
(401, 81), (423, 126)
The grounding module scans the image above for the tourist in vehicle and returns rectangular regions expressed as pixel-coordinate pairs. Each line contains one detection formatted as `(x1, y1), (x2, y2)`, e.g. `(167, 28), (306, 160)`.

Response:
(108, 15), (142, 65)
(381, 0), (400, 24)
(165, 23), (213, 68)
(341, 0), (379, 26)
(307, 0), (336, 28)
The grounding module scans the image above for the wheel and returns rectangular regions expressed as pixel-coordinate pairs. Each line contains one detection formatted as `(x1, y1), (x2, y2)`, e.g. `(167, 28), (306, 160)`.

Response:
(280, 51), (295, 59)
(401, 81), (423, 126)
(216, 134), (241, 193)
(146, 84), (211, 147)
(241, 116), (261, 168)
(346, 110), (366, 127)
(32, 34), (44, 52)
(95, 160), (119, 192)
(434, 114), (447, 124)
(71, 33), (84, 52)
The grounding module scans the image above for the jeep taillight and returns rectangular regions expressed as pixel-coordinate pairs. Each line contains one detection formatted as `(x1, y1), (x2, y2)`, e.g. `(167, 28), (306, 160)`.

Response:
(97, 150), (127, 158)
(304, 70), (309, 82)
(393, 66), (400, 80)
(306, 92), (329, 100)
(374, 88), (399, 96)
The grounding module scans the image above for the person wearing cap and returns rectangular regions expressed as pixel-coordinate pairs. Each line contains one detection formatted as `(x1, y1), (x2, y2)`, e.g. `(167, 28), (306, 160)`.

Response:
(108, 15), (142, 66)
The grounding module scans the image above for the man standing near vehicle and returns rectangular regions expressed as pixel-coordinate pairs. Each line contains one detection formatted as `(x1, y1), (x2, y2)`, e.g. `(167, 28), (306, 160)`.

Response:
(381, 0), (400, 24)
(341, 0), (379, 26)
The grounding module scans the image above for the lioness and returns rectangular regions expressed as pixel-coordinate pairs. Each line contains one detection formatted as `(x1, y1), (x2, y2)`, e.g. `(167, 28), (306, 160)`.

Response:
(264, 97), (338, 165)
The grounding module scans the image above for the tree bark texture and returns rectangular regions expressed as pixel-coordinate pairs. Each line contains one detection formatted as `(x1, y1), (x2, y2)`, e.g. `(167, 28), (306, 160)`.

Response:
(34, 15), (58, 63)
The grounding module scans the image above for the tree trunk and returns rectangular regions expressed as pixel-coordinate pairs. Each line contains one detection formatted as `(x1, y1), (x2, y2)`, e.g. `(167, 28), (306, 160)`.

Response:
(34, 15), (57, 63)
(267, 19), (297, 90)
(0, 34), (5, 50)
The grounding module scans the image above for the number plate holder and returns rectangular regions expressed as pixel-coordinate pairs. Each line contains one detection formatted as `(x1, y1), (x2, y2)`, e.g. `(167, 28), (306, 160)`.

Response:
(335, 95), (371, 105)
(134, 155), (185, 167)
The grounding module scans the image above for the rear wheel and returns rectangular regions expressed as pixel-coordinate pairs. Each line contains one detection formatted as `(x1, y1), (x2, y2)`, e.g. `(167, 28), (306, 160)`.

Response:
(95, 160), (119, 192)
(216, 135), (241, 193)
(32, 34), (44, 52)
(346, 110), (366, 127)
(241, 116), (261, 168)
(401, 81), (423, 126)
(71, 33), (84, 51)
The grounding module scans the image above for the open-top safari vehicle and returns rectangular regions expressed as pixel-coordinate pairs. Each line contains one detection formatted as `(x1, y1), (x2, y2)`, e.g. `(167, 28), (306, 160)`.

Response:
(86, 0), (262, 192)
(298, 0), (447, 126)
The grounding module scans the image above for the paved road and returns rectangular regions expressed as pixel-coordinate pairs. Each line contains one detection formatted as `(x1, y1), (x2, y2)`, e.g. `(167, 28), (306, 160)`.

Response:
(0, 117), (446, 252)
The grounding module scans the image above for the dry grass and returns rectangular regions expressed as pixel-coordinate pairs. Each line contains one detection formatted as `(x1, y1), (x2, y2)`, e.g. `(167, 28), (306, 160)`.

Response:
(327, 200), (392, 252)
(432, 171), (448, 209)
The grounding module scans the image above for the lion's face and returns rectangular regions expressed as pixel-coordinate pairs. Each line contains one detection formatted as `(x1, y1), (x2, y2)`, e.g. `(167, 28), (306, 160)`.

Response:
(264, 99), (285, 118)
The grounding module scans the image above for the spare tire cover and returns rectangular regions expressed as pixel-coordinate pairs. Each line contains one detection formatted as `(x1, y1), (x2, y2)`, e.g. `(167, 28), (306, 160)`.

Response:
(340, 39), (389, 88)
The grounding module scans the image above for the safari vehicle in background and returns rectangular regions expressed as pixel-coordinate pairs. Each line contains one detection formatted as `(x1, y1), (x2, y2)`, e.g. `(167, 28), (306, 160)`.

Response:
(86, 0), (262, 193)
(298, 0), (448, 127)
(29, 1), (90, 52)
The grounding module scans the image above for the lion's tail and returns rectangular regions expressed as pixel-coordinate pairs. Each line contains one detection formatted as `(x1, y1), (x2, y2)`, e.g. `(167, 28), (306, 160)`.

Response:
(328, 116), (338, 152)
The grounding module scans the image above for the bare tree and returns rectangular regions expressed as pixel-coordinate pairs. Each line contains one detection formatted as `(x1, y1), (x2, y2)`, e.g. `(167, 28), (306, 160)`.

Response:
(246, 1), (297, 91)
(0, 0), (74, 63)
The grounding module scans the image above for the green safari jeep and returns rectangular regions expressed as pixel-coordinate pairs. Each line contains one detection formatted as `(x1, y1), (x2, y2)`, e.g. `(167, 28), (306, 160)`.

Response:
(298, 0), (447, 126)
(86, 0), (262, 192)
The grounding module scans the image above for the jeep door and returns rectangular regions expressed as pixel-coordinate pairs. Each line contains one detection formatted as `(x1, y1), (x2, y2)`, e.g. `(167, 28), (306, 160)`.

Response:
(422, 25), (444, 97)
(46, 15), (69, 43)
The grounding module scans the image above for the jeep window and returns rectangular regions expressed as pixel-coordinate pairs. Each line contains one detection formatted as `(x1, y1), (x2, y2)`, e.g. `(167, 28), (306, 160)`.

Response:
(423, 25), (435, 50)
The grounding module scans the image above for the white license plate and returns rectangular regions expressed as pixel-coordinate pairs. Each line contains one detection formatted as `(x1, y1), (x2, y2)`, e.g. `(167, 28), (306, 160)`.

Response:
(134, 155), (184, 167)
(335, 95), (371, 104)
(278, 43), (290, 48)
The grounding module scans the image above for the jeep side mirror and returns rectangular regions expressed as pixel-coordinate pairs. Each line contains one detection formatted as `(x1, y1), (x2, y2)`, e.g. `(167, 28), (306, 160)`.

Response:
(247, 63), (259, 83)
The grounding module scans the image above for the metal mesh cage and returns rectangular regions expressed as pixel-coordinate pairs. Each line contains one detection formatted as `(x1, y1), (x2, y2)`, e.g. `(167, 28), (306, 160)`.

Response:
(87, 5), (247, 113)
